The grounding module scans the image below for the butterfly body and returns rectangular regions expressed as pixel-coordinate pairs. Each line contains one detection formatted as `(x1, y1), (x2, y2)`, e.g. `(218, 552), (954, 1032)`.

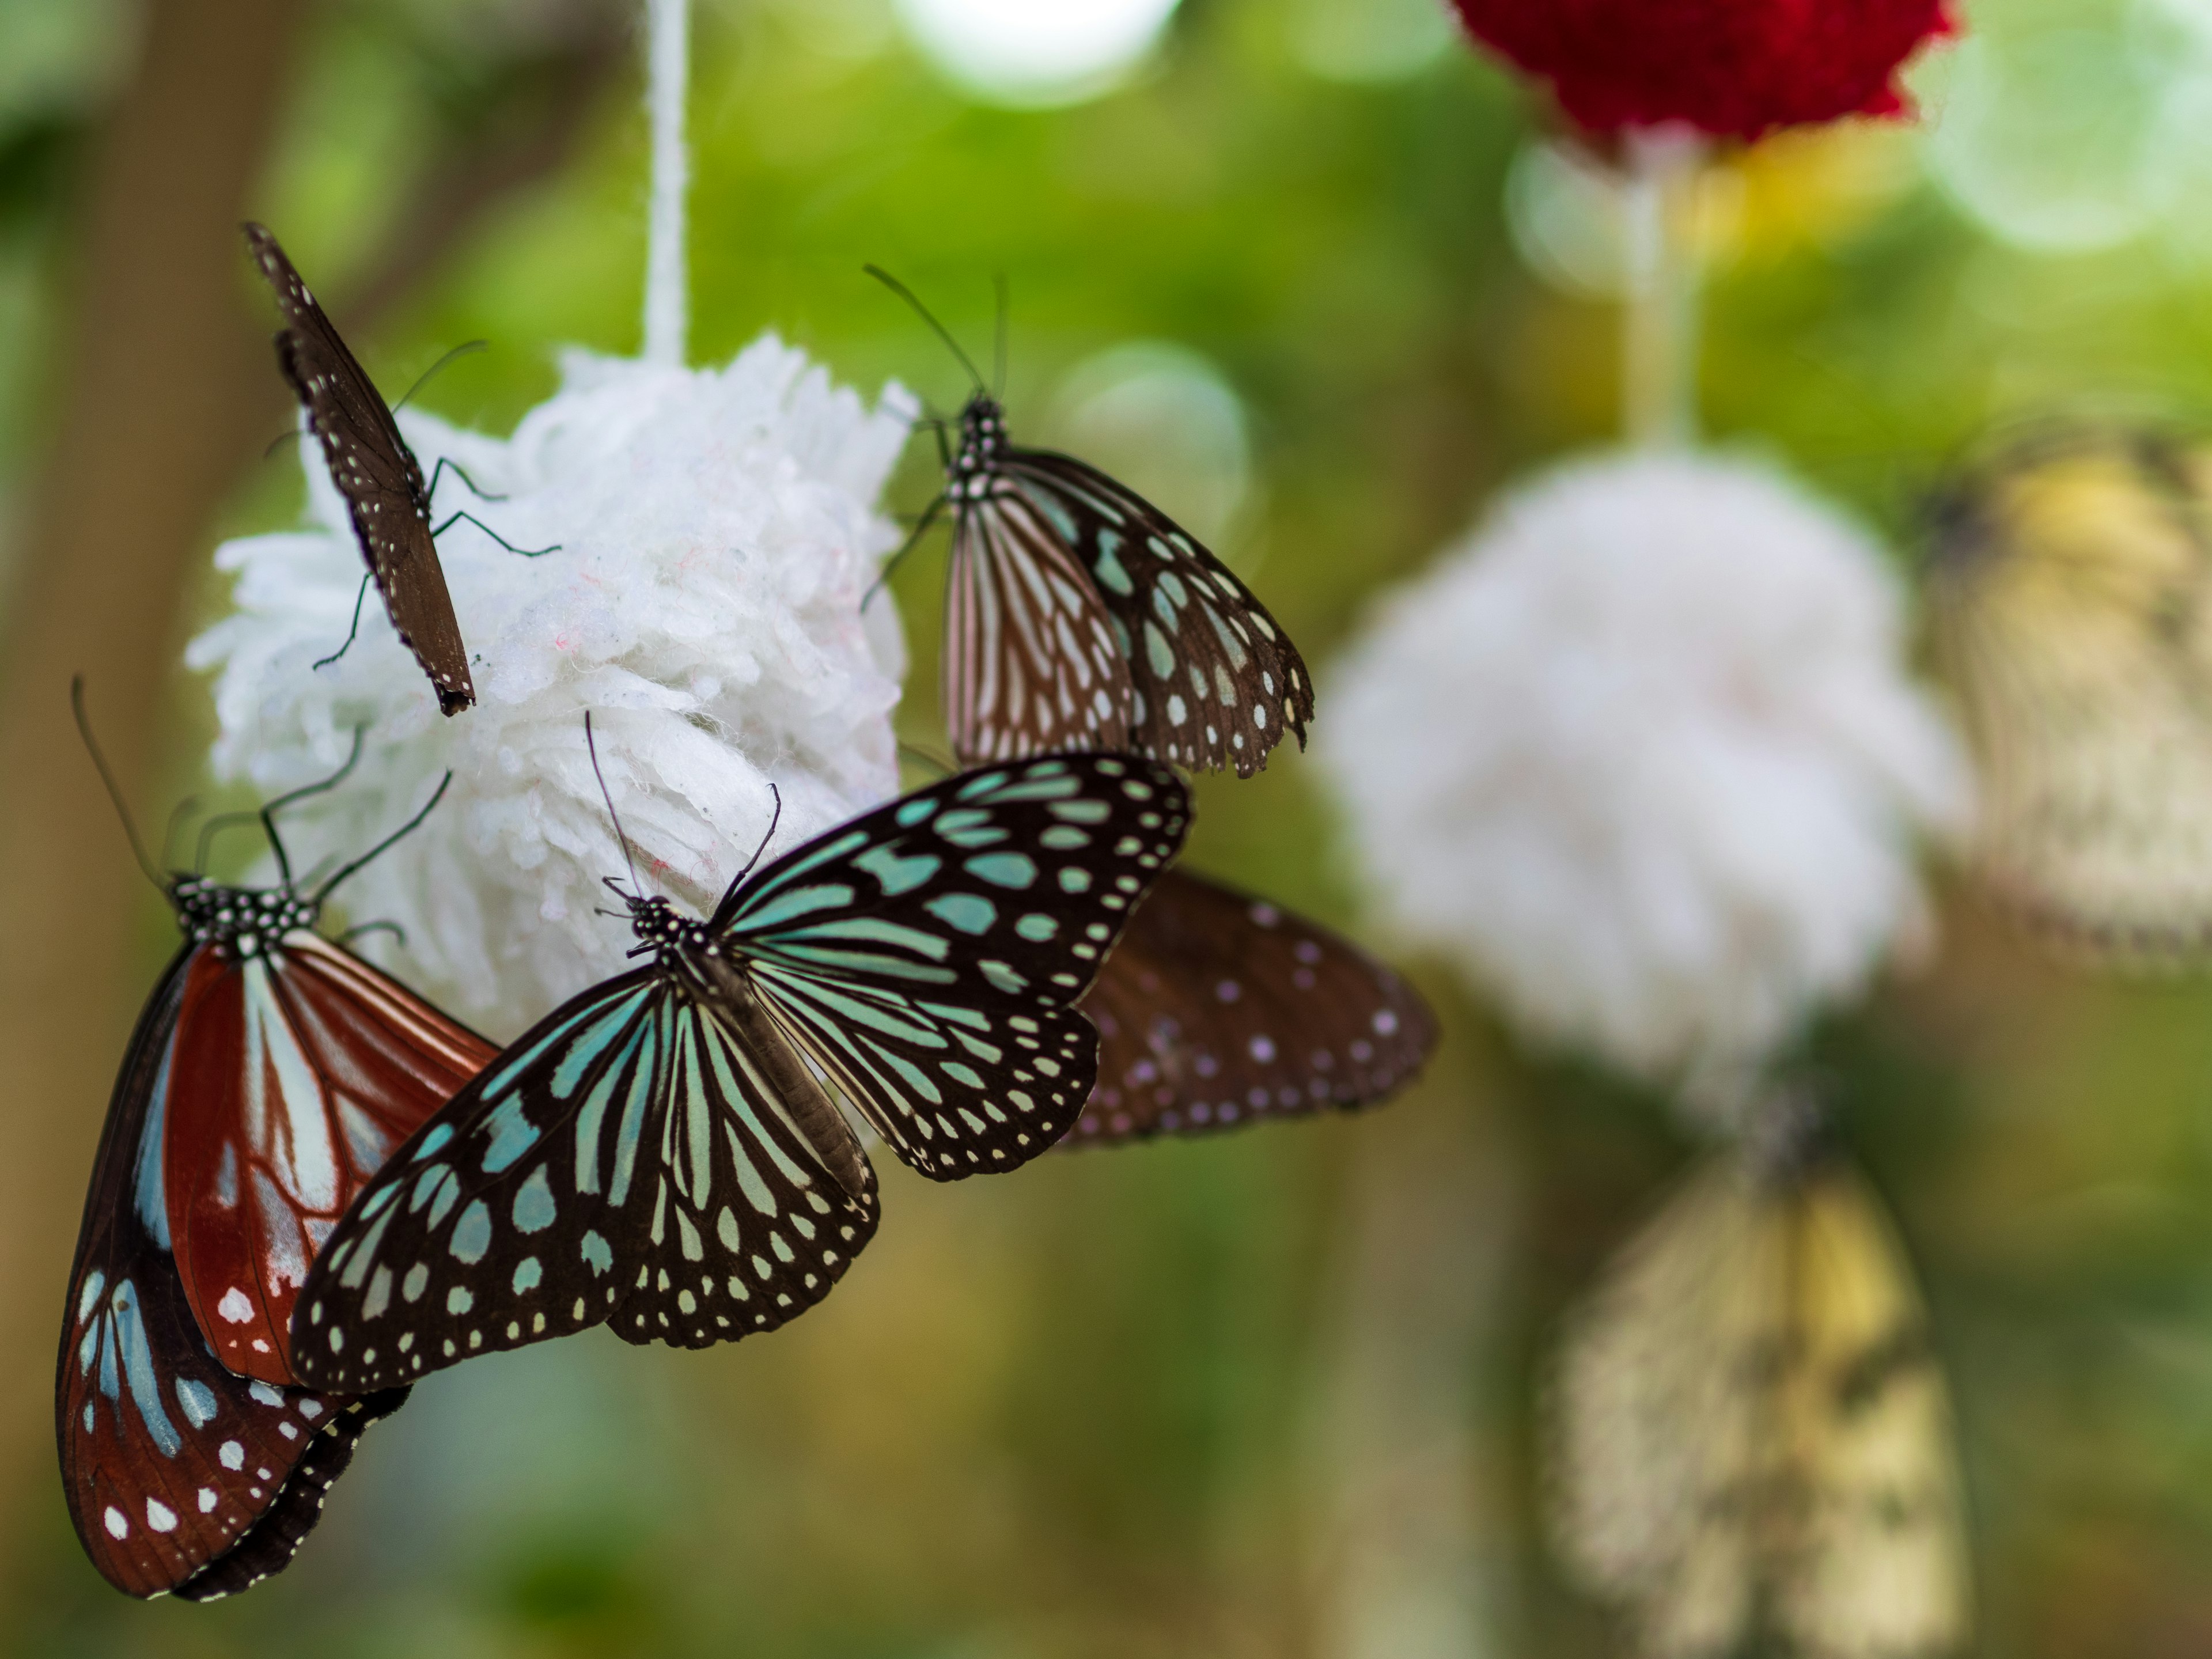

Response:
(60, 870), (489, 1598)
(245, 222), (475, 717)
(940, 392), (1312, 776)
(295, 752), (1191, 1394)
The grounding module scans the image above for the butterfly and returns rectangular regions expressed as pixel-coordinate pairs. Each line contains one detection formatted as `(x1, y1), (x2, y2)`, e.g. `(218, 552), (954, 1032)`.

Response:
(1065, 868), (1436, 1146)
(868, 267), (1313, 777)
(1929, 422), (2212, 959)
(290, 748), (1190, 1393)
(60, 699), (494, 1599)
(245, 222), (488, 717)
(1546, 1095), (1971, 1659)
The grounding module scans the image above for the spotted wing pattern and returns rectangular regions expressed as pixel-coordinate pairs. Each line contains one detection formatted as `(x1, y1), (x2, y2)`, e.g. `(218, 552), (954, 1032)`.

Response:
(992, 450), (1313, 777)
(1548, 1147), (1970, 1658)
(291, 971), (881, 1394)
(1065, 869), (1435, 1147)
(58, 952), (404, 1600)
(164, 931), (495, 1386)
(945, 483), (1135, 763)
(1930, 425), (2212, 959)
(244, 221), (474, 716)
(721, 754), (1191, 1180)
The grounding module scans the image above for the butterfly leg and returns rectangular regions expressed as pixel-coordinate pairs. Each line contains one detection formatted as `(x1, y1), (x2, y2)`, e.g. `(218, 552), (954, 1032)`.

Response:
(863, 493), (947, 611)
(312, 574), (372, 672)
(424, 456), (506, 504)
(338, 919), (408, 948)
(430, 510), (560, 558)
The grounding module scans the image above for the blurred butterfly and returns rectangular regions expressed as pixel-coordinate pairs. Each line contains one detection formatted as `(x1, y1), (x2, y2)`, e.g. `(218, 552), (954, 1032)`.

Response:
(247, 223), (551, 718)
(868, 267), (1313, 777)
(1065, 868), (1435, 1146)
(291, 746), (1190, 1393)
(1929, 422), (2212, 958)
(1547, 1094), (1970, 1659)
(60, 688), (492, 1598)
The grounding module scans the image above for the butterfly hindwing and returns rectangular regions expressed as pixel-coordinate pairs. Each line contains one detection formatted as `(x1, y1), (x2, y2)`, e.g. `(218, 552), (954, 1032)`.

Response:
(1067, 869), (1436, 1146)
(244, 221), (475, 716)
(58, 950), (400, 1600)
(945, 483), (1135, 762)
(995, 450), (1313, 777)
(720, 753), (1191, 1180)
(164, 931), (496, 1386)
(291, 971), (881, 1393)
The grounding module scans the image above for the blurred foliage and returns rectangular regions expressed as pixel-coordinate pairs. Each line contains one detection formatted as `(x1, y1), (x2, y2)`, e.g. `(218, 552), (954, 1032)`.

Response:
(10, 0), (2212, 1653)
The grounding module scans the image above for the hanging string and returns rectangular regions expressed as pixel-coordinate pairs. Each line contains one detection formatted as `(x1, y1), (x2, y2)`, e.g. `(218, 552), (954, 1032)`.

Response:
(643, 0), (690, 367)
(1620, 126), (1703, 450)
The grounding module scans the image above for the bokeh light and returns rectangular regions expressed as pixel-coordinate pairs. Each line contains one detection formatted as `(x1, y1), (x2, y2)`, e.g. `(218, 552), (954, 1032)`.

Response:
(892, 0), (1182, 106)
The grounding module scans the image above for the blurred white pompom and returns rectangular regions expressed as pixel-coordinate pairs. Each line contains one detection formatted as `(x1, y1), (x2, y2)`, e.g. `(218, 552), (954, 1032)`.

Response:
(188, 336), (916, 1037)
(1317, 449), (1971, 1096)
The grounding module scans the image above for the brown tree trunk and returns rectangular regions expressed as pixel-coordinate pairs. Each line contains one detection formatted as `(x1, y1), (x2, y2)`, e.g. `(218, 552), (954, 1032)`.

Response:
(0, 0), (309, 1582)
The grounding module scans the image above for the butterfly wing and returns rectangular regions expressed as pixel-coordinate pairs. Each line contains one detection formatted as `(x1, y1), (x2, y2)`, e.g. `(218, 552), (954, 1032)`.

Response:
(1932, 426), (2212, 956)
(997, 450), (1312, 777)
(171, 1387), (410, 1602)
(944, 479), (1135, 763)
(1547, 1152), (1969, 1659)
(1066, 869), (1435, 1146)
(58, 948), (403, 1599)
(163, 931), (497, 1387)
(719, 754), (1190, 1180)
(290, 969), (880, 1393)
(244, 222), (475, 717)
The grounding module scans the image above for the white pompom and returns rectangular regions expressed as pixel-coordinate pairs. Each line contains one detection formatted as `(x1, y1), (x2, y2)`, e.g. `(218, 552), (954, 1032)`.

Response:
(1317, 448), (1971, 1096)
(188, 336), (916, 1038)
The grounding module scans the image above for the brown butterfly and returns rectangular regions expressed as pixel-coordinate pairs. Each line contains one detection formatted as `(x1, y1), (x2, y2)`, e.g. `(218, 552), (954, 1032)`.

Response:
(1065, 868), (1436, 1147)
(245, 223), (481, 717)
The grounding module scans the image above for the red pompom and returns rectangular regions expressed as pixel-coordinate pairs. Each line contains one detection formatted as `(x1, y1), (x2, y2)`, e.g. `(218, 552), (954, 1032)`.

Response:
(1448, 0), (1955, 142)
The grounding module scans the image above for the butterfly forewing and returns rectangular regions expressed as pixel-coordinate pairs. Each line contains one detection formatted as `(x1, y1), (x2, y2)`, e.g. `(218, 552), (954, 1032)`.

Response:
(291, 971), (881, 1394)
(944, 486), (1135, 763)
(1067, 869), (1435, 1146)
(244, 222), (475, 717)
(59, 952), (402, 1599)
(1548, 1147), (1970, 1658)
(721, 754), (1191, 1180)
(994, 451), (1313, 777)
(164, 931), (496, 1386)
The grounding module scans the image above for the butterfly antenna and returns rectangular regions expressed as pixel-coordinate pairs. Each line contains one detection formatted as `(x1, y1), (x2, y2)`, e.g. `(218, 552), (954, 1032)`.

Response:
(393, 339), (487, 414)
(315, 772), (452, 904)
(733, 784), (782, 891)
(160, 795), (201, 871)
(585, 712), (644, 898)
(70, 676), (163, 891)
(863, 264), (986, 397)
(993, 272), (1009, 400)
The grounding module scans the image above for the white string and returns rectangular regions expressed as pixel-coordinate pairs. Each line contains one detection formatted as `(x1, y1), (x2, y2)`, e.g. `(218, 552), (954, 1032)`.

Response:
(643, 0), (690, 367)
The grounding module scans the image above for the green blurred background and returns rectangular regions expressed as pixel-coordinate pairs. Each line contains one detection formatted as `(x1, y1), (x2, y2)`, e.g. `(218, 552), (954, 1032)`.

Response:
(5, 0), (2212, 1652)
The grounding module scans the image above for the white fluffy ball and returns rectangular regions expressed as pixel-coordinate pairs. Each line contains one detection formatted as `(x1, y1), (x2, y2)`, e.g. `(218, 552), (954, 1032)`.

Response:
(1317, 449), (1971, 1094)
(188, 336), (915, 1038)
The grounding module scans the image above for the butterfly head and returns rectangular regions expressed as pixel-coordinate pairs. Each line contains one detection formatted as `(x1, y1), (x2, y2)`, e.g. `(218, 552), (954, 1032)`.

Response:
(169, 875), (320, 960)
(950, 396), (1008, 501)
(618, 889), (719, 961)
